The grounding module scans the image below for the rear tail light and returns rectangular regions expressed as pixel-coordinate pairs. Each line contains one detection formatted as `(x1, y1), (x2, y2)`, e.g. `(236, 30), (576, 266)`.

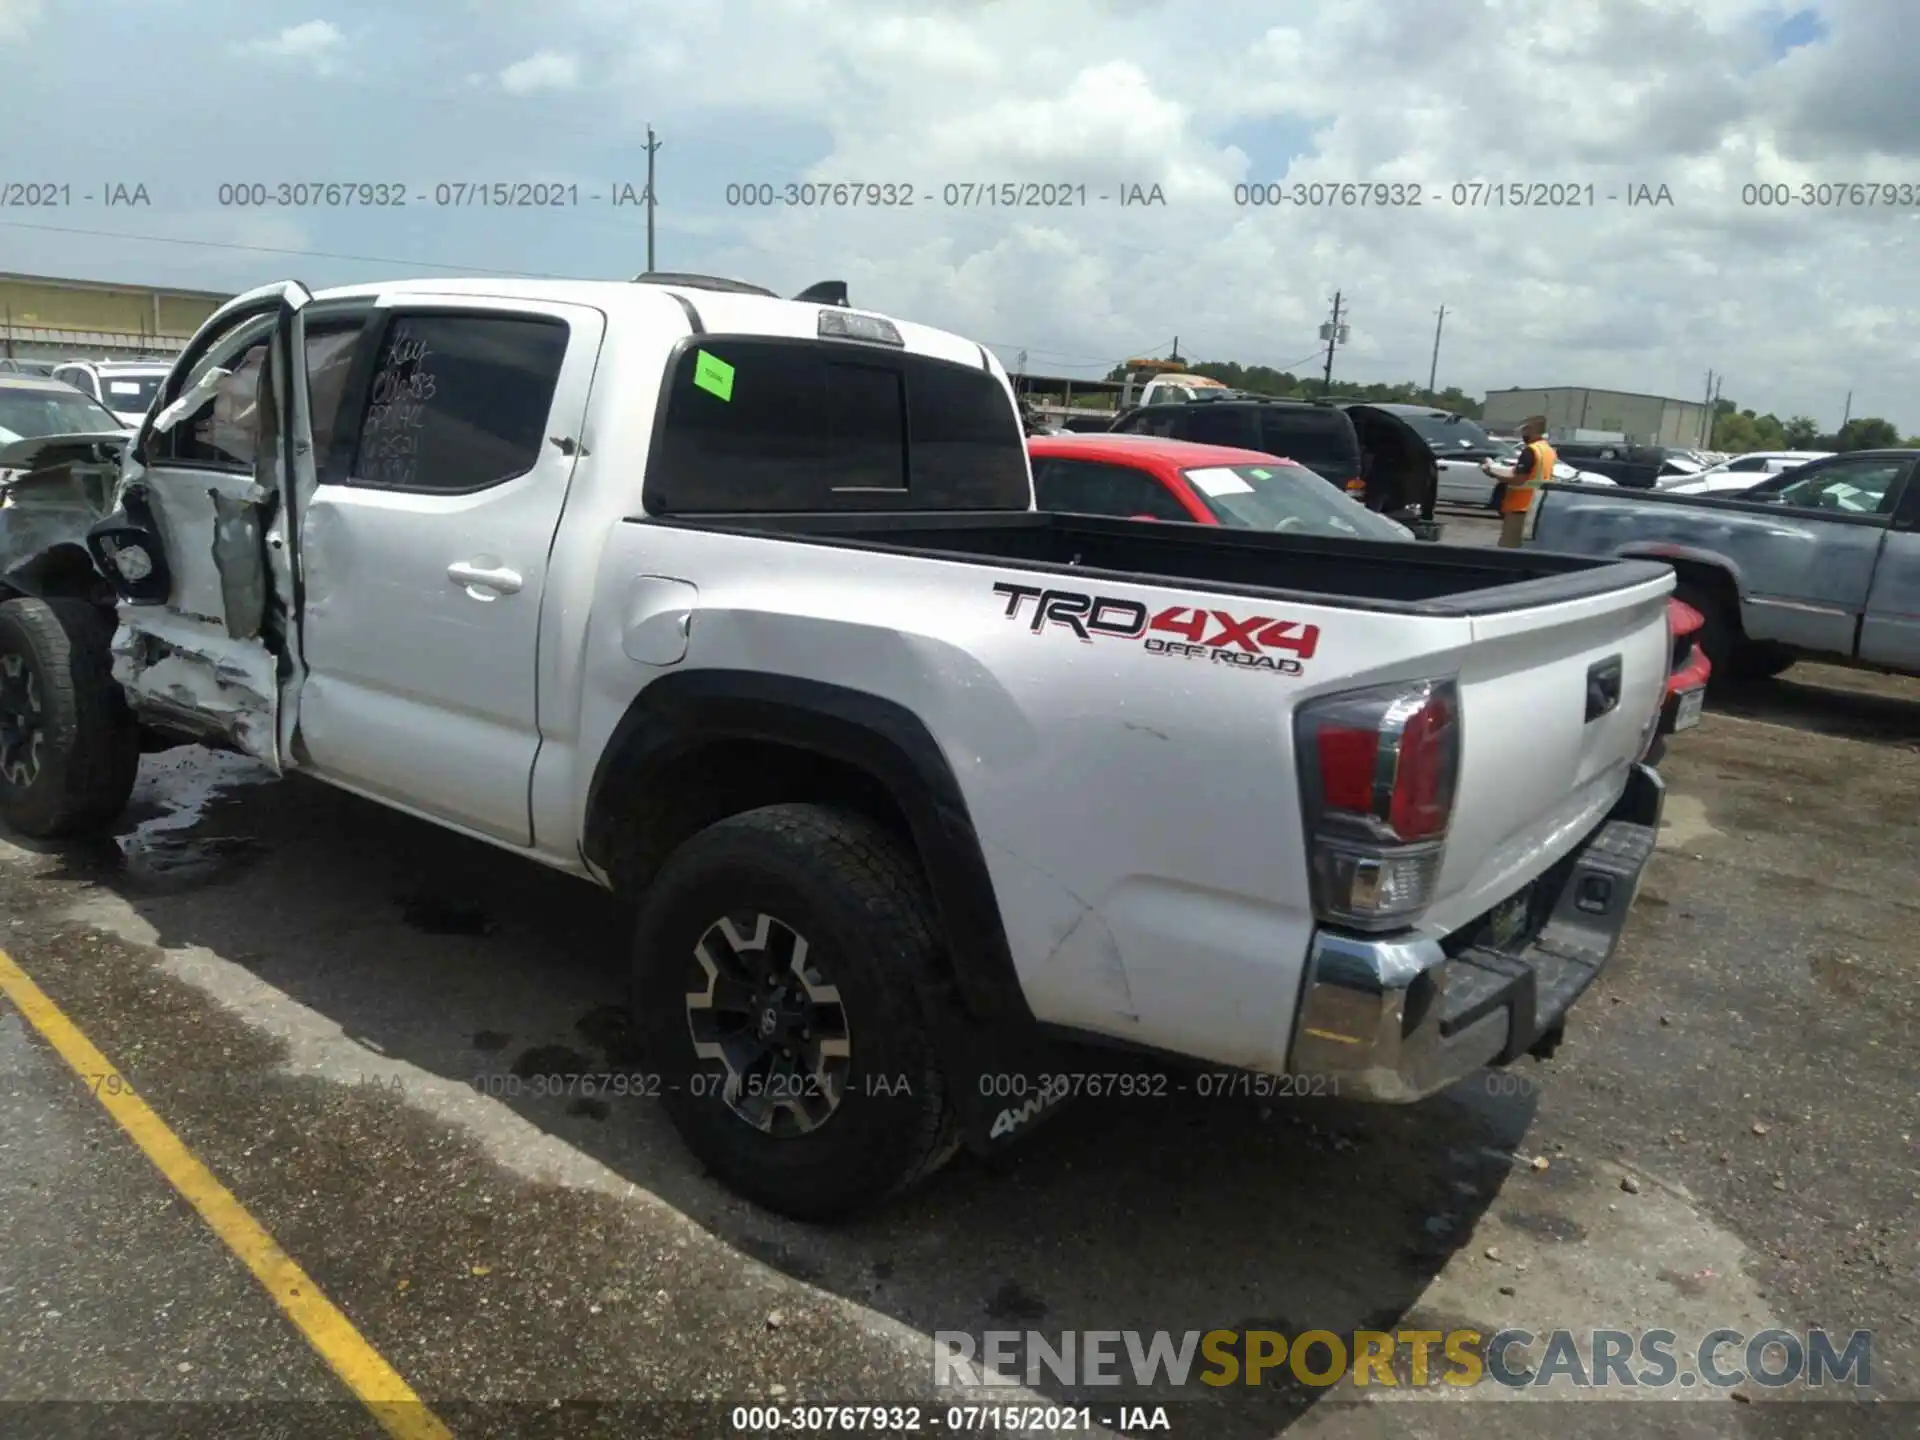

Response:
(1645, 607), (1674, 756)
(1667, 599), (1702, 669)
(1343, 477), (1367, 498)
(1295, 677), (1459, 930)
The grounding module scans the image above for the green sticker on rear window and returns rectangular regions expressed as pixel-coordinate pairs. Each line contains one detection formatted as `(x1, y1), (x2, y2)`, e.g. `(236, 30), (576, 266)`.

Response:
(1250, 467), (1272, 478)
(692, 350), (734, 401)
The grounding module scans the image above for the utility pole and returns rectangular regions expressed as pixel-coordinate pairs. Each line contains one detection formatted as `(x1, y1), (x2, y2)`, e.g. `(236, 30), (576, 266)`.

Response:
(1320, 292), (1346, 396)
(1841, 390), (1852, 428)
(643, 124), (662, 273)
(1170, 336), (1181, 363)
(1700, 369), (1716, 447)
(1427, 305), (1446, 399)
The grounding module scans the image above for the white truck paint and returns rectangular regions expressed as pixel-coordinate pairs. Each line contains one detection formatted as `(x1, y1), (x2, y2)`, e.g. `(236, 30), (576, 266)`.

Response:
(0, 275), (1673, 1218)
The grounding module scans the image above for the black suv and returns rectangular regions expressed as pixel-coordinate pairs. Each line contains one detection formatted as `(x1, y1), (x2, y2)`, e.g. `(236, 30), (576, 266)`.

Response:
(1550, 442), (1702, 489)
(1108, 392), (1439, 533)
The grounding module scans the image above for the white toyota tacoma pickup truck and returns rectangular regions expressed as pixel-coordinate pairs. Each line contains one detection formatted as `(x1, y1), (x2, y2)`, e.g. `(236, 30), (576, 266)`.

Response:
(0, 274), (1672, 1219)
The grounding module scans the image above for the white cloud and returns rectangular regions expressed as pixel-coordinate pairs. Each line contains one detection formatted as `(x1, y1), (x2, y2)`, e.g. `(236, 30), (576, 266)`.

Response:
(499, 51), (580, 95)
(0, 0), (44, 44)
(6, 0), (1910, 431)
(558, 0), (1919, 429)
(233, 20), (345, 74)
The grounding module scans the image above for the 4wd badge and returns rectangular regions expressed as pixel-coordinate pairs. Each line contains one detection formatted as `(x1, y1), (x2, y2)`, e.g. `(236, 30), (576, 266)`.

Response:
(991, 582), (1318, 676)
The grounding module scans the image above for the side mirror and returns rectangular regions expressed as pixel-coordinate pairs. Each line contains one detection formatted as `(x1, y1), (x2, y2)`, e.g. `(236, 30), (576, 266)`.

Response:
(149, 366), (229, 436)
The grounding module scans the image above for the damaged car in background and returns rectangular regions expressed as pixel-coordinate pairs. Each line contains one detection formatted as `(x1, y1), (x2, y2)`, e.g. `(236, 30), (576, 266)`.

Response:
(0, 326), (279, 824)
(0, 371), (136, 606)
(0, 409), (139, 828)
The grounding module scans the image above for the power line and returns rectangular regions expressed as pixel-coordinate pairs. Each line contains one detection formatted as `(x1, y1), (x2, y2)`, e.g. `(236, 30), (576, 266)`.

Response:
(1319, 290), (1347, 396)
(643, 125), (662, 273)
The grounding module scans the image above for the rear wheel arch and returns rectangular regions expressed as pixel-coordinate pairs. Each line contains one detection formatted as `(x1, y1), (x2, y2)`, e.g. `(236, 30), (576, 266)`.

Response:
(582, 669), (1031, 1024)
(1656, 558), (1743, 640)
(1654, 558), (1787, 682)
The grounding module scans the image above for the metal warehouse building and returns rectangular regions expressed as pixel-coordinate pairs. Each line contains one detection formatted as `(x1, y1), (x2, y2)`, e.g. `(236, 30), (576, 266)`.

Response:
(1482, 386), (1711, 448)
(1, 271), (229, 361)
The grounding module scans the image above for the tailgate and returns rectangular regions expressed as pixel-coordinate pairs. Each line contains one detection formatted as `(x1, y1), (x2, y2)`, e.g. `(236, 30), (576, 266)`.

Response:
(1419, 570), (1673, 937)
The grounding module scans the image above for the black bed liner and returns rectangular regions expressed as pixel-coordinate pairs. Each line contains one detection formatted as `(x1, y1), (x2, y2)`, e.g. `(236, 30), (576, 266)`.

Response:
(636, 510), (1672, 617)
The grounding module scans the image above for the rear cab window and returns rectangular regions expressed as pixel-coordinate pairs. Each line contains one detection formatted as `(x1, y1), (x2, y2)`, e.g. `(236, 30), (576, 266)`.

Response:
(101, 372), (164, 415)
(643, 337), (1029, 511)
(1032, 457), (1190, 521)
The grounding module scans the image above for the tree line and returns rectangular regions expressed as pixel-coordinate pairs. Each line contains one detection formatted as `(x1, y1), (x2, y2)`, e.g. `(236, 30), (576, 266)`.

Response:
(1708, 399), (1915, 454)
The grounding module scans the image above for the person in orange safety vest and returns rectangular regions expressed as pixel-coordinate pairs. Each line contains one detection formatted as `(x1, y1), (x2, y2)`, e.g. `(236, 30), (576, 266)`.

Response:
(1481, 416), (1557, 548)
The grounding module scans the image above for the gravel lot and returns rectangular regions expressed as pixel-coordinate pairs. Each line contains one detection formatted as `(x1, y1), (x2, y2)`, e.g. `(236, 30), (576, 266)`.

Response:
(1, 506), (1914, 1438)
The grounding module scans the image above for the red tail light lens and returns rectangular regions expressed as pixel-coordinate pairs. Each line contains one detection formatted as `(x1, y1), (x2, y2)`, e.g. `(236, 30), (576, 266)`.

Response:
(1389, 686), (1456, 841)
(1316, 725), (1378, 812)
(1297, 678), (1460, 930)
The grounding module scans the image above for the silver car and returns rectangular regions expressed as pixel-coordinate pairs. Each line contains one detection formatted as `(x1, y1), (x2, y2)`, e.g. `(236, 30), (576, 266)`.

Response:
(0, 374), (132, 448)
(47, 359), (171, 428)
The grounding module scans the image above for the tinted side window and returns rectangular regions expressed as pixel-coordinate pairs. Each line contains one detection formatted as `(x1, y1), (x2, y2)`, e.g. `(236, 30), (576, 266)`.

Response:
(1033, 458), (1189, 521)
(1114, 408), (1178, 437)
(1185, 406), (1251, 447)
(348, 314), (567, 492)
(646, 338), (1029, 511)
(306, 321), (366, 480)
(1258, 409), (1357, 471)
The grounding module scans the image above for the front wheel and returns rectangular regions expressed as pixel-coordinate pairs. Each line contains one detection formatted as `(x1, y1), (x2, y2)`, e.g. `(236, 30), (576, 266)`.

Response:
(631, 803), (959, 1220)
(0, 597), (140, 838)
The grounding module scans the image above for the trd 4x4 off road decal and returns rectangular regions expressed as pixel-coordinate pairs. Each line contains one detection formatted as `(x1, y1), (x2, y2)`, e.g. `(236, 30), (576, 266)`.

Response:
(991, 582), (1319, 676)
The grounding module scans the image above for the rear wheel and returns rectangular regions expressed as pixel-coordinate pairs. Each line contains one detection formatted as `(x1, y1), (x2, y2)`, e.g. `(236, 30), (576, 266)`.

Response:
(1674, 582), (1791, 687)
(631, 803), (959, 1220)
(0, 597), (140, 838)
(1733, 648), (1796, 681)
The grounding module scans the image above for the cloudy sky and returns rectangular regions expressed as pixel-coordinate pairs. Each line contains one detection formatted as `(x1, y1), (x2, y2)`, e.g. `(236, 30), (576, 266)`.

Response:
(1, 0), (1914, 428)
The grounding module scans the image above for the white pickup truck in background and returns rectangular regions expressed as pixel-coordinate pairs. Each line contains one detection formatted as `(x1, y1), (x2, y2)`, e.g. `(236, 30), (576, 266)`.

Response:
(0, 274), (1671, 1219)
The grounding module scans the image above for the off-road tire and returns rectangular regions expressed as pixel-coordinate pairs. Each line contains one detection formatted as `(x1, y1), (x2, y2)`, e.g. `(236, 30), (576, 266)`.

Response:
(631, 803), (959, 1221)
(0, 597), (140, 838)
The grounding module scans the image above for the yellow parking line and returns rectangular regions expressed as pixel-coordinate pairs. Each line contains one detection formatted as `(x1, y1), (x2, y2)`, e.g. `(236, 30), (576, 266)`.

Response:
(0, 946), (453, 1440)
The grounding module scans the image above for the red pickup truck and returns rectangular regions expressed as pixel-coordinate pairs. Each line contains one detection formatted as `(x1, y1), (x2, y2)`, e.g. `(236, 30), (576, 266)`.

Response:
(1026, 433), (1710, 758)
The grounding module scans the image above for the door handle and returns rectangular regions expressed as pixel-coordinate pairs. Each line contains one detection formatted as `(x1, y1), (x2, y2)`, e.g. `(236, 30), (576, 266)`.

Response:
(1585, 654), (1623, 722)
(447, 561), (523, 595)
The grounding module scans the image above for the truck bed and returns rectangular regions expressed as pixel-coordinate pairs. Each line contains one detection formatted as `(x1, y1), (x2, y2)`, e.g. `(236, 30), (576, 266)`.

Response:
(645, 510), (1672, 615)
(611, 505), (1677, 1064)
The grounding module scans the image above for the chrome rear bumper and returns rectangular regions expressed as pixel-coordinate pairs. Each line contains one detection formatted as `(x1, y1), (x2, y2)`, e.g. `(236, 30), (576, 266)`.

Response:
(1287, 764), (1665, 1102)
